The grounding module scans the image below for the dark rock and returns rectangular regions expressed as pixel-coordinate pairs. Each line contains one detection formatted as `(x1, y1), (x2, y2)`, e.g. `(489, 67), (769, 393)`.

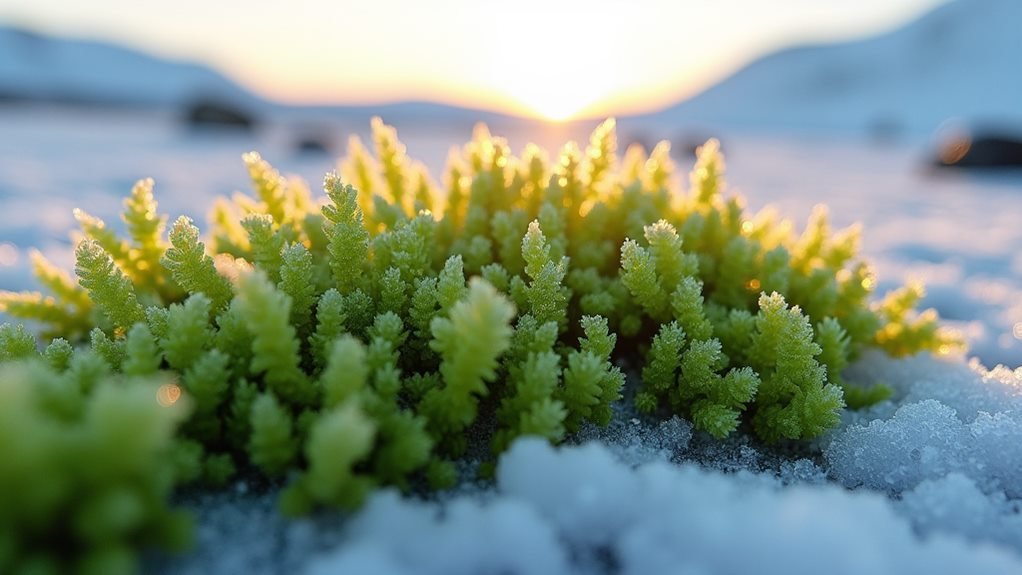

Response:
(294, 134), (332, 156)
(184, 99), (256, 130)
(935, 132), (1022, 168)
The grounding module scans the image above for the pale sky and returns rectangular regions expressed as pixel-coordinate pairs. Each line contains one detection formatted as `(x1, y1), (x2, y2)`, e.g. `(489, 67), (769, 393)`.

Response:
(0, 0), (947, 120)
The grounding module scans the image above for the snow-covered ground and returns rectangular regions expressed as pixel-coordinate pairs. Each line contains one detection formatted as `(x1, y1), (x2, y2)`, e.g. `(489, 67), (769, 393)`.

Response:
(2, 107), (1022, 573)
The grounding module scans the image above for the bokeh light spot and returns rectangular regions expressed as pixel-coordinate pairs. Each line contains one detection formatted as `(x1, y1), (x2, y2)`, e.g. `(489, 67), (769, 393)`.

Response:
(157, 384), (182, 407)
(0, 242), (19, 267)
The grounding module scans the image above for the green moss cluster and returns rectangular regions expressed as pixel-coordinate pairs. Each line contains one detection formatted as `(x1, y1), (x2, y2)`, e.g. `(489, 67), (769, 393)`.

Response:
(0, 119), (960, 572)
(0, 336), (191, 575)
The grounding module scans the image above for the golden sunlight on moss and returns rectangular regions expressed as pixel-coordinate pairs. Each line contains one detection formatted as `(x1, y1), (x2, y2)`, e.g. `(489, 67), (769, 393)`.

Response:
(213, 253), (253, 285)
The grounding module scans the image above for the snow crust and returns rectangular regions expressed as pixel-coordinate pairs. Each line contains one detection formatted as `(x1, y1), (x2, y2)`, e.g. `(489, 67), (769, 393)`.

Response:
(830, 352), (1022, 496)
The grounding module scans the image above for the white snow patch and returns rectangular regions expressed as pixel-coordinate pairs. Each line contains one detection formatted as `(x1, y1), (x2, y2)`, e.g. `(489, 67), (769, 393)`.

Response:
(901, 473), (1022, 550)
(829, 353), (1022, 496)
(308, 438), (1022, 575)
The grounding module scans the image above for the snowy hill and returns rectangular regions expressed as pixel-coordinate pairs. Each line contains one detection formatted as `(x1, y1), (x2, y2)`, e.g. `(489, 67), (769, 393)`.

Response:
(0, 24), (525, 127)
(0, 25), (260, 108)
(630, 0), (1022, 135)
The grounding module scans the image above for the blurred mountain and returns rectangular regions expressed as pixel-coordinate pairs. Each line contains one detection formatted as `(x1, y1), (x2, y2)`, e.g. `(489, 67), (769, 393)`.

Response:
(0, 25), (262, 108)
(629, 0), (1022, 136)
(0, 24), (519, 128)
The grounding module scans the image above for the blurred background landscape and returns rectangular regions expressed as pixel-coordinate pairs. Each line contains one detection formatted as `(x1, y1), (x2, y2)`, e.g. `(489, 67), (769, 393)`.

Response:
(0, 0), (1020, 367)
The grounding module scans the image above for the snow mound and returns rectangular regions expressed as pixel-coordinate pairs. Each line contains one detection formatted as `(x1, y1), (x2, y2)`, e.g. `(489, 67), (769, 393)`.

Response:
(308, 439), (1022, 575)
(901, 473), (1022, 551)
(827, 399), (971, 491)
(829, 354), (1022, 497)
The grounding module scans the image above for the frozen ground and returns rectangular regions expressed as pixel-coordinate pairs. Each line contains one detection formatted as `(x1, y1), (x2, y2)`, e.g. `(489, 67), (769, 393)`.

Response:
(2, 107), (1022, 573)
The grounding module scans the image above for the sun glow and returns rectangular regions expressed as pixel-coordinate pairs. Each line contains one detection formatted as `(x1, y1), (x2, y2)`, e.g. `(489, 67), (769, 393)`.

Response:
(476, 1), (626, 121)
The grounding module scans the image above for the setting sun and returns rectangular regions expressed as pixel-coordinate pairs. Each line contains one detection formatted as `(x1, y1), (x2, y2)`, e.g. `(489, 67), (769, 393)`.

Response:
(476, 1), (624, 121)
